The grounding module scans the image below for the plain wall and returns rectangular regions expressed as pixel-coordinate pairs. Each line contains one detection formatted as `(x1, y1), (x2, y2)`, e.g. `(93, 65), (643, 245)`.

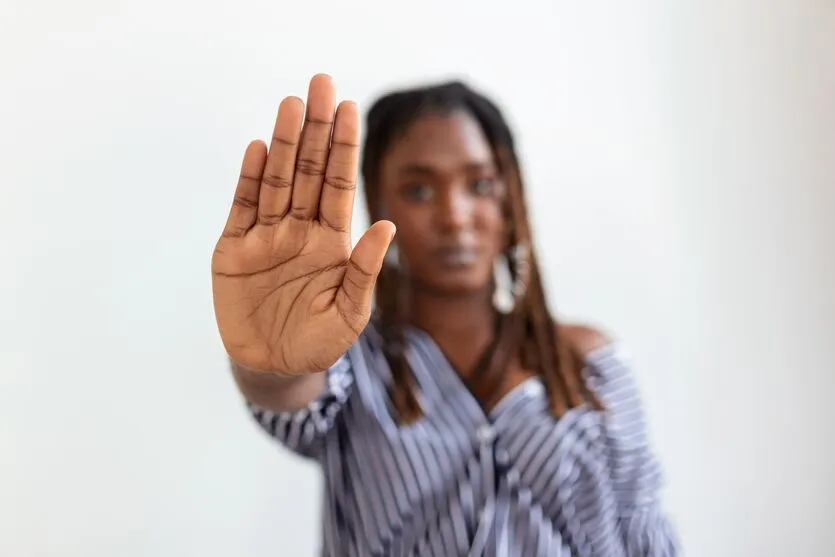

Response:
(1, 0), (833, 555)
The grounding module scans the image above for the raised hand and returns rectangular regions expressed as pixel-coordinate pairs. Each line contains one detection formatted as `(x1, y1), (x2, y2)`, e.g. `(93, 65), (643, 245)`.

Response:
(211, 74), (395, 375)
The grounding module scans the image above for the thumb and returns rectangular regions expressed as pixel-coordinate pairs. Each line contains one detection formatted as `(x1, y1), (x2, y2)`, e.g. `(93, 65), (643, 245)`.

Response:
(336, 220), (396, 324)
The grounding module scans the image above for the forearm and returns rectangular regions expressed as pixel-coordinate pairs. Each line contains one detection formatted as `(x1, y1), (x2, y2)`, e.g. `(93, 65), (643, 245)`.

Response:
(231, 360), (327, 412)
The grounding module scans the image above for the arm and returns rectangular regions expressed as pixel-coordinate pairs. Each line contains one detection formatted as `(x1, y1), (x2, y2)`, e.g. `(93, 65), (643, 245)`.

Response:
(578, 331), (678, 556)
(210, 75), (392, 456)
(230, 359), (327, 413)
(240, 354), (354, 460)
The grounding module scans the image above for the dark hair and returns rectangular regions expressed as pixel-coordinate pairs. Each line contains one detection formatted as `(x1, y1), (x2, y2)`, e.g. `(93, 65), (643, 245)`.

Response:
(360, 80), (601, 422)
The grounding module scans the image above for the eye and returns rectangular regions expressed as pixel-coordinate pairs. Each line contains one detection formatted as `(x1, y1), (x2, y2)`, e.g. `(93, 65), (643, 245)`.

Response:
(471, 178), (498, 197)
(402, 184), (434, 203)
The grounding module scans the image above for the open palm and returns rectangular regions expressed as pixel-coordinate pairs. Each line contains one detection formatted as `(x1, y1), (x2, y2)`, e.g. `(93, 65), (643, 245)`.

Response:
(211, 74), (394, 375)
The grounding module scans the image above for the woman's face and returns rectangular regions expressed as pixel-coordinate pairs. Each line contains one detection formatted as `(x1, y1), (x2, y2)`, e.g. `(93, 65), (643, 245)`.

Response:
(377, 110), (507, 296)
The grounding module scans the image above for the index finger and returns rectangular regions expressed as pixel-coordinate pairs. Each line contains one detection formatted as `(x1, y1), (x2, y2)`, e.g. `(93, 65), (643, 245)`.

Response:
(318, 100), (360, 232)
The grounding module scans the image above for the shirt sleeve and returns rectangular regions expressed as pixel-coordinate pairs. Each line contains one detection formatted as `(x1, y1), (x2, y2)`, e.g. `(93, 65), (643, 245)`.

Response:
(246, 353), (353, 460)
(584, 344), (680, 556)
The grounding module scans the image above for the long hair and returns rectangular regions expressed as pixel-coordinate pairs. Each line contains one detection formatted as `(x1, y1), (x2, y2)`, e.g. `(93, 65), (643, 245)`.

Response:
(360, 81), (601, 423)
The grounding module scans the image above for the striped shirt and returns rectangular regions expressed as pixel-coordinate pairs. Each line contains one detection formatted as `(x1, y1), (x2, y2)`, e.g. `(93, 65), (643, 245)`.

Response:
(248, 325), (678, 556)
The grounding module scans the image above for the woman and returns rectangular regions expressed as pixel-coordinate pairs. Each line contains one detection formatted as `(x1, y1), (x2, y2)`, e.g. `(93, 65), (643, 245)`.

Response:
(211, 73), (678, 556)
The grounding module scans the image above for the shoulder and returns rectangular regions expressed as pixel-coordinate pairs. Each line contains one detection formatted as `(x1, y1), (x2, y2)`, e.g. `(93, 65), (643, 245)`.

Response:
(554, 322), (632, 399)
(555, 322), (613, 358)
(554, 324), (651, 435)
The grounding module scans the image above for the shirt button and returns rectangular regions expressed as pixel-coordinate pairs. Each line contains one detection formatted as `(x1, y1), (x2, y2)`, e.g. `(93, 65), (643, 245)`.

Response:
(477, 425), (495, 445)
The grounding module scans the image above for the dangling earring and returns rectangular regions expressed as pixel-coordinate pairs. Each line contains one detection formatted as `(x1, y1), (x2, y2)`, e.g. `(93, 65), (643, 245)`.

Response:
(509, 243), (530, 299)
(493, 243), (530, 313)
(492, 252), (515, 314)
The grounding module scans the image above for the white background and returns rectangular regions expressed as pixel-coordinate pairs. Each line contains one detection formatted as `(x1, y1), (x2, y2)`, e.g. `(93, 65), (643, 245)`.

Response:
(1, 0), (833, 555)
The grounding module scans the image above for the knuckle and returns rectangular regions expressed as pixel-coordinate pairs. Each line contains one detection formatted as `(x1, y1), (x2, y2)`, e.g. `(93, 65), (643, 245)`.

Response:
(319, 215), (348, 232)
(288, 207), (310, 220)
(337, 304), (366, 336)
(330, 139), (360, 149)
(343, 269), (365, 291)
(324, 175), (356, 191)
(295, 154), (327, 177)
(271, 134), (297, 148)
(259, 213), (283, 224)
(233, 195), (257, 209)
(348, 258), (373, 279)
(239, 172), (261, 184)
(305, 116), (333, 127)
(261, 173), (292, 190)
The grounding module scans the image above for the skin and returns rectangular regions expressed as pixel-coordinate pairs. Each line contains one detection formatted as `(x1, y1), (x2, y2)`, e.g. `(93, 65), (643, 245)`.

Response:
(212, 74), (394, 411)
(377, 110), (507, 297)
(212, 74), (609, 413)
(376, 110), (509, 378)
(375, 111), (609, 405)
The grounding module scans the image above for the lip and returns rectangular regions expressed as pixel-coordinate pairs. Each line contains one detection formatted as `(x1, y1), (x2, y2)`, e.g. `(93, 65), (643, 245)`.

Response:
(433, 246), (480, 267)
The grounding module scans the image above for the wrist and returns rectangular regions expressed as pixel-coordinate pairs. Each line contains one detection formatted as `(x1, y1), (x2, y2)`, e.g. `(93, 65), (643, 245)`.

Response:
(230, 358), (329, 413)
(230, 358), (327, 382)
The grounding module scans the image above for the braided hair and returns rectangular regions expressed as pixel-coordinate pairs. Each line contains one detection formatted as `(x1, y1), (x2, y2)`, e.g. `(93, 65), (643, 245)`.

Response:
(360, 80), (601, 423)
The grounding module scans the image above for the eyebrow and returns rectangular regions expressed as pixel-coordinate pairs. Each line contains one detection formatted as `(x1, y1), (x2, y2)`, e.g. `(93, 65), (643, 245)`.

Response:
(397, 162), (495, 177)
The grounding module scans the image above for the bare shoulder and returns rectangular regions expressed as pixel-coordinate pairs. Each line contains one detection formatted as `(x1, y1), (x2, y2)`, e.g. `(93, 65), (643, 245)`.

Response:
(555, 322), (613, 357)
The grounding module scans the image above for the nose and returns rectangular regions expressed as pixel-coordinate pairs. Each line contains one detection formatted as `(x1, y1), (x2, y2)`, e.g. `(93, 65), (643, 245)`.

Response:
(436, 185), (474, 231)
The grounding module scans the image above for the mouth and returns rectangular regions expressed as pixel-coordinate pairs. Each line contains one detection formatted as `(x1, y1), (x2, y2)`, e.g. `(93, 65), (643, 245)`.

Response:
(434, 246), (480, 268)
